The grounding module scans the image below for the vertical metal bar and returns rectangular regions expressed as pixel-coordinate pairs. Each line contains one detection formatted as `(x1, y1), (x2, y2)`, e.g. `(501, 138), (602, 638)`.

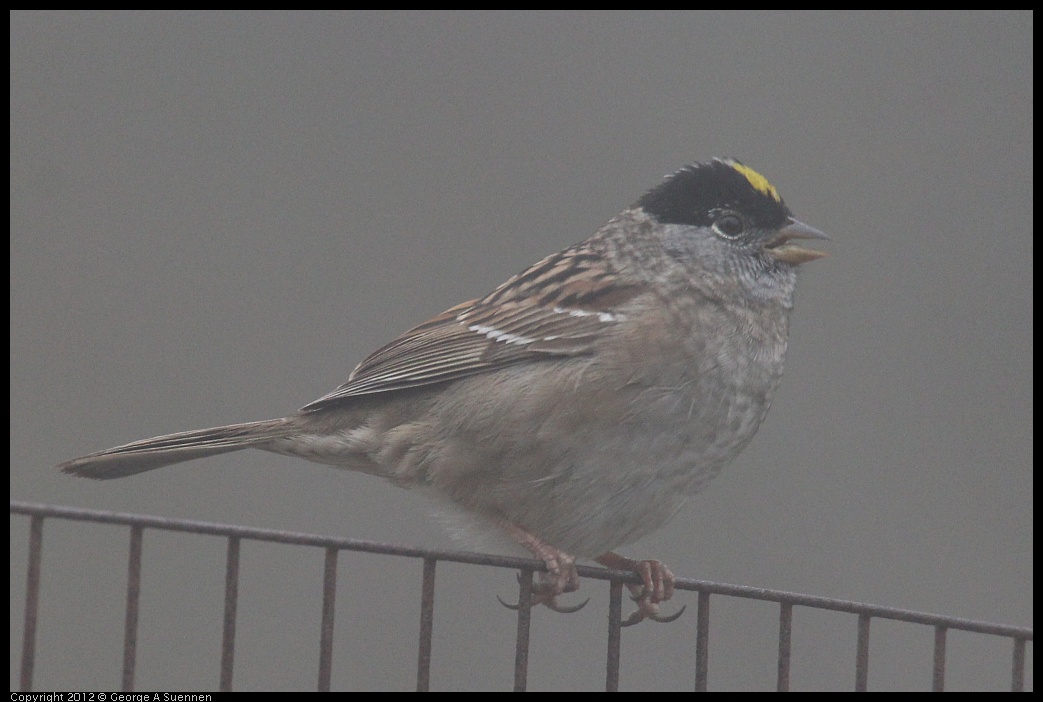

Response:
(694, 591), (710, 691)
(19, 514), (44, 692)
(1011, 637), (1026, 692)
(219, 536), (241, 692)
(416, 557), (437, 692)
(121, 525), (144, 691)
(855, 613), (871, 691)
(605, 580), (623, 692)
(317, 547), (338, 692)
(513, 569), (534, 693)
(931, 625), (946, 692)
(776, 602), (793, 692)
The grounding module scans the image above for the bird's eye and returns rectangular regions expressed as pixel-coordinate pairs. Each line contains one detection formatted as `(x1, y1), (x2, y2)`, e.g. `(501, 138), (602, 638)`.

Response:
(713, 213), (745, 239)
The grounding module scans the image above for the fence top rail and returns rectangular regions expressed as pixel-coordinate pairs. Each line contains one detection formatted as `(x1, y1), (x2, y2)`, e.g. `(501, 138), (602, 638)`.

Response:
(11, 499), (1032, 641)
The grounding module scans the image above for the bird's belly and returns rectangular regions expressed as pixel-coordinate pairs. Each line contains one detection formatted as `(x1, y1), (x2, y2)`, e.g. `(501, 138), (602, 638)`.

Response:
(445, 377), (775, 557)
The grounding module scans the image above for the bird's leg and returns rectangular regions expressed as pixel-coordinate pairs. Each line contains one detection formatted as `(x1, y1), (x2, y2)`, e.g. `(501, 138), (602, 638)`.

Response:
(498, 521), (588, 613)
(596, 552), (685, 625)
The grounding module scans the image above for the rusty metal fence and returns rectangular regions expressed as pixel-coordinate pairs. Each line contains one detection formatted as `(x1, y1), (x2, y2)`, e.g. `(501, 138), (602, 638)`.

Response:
(11, 500), (1033, 692)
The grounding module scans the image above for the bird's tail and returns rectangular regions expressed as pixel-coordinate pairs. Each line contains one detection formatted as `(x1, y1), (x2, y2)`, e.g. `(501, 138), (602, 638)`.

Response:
(58, 418), (293, 480)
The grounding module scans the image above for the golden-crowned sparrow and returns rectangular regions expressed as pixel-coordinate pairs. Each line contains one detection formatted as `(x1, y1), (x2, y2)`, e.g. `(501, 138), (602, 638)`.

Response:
(60, 159), (828, 623)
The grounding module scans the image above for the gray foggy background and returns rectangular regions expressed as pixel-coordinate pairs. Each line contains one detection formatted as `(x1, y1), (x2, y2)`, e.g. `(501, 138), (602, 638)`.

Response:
(11, 11), (1032, 691)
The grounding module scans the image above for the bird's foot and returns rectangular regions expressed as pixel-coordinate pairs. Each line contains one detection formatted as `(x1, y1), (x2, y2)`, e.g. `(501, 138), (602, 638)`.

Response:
(498, 522), (589, 614)
(596, 552), (686, 626)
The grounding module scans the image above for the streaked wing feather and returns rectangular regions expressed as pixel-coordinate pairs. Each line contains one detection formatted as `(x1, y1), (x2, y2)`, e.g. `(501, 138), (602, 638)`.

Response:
(302, 242), (646, 411)
(301, 302), (609, 410)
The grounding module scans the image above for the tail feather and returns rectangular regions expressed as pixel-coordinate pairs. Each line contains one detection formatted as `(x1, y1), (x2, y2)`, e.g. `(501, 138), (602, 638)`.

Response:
(59, 418), (292, 480)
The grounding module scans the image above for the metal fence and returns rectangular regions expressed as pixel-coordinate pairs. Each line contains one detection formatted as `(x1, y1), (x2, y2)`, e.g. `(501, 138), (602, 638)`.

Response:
(11, 500), (1032, 692)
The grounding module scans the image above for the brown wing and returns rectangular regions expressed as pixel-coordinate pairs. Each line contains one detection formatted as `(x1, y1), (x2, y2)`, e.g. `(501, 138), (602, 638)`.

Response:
(301, 241), (646, 411)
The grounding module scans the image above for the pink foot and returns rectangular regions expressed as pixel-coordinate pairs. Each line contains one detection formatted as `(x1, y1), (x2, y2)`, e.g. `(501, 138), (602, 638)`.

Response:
(499, 521), (588, 613)
(596, 552), (686, 625)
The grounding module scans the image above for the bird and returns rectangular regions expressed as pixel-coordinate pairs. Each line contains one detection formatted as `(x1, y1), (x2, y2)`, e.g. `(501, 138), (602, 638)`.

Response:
(59, 158), (828, 624)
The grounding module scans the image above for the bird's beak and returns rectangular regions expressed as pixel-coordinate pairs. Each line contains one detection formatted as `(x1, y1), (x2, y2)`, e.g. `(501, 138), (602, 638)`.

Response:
(765, 217), (831, 265)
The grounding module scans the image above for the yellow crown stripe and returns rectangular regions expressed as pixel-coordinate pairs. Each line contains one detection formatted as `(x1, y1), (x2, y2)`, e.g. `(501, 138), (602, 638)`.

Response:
(726, 160), (782, 202)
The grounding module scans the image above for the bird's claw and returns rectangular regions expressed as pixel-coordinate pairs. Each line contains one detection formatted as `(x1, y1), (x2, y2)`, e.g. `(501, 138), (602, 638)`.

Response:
(596, 556), (685, 626)
(544, 596), (590, 614)
(498, 566), (588, 613)
(497, 594), (522, 610)
(497, 592), (589, 614)
(621, 602), (686, 626)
